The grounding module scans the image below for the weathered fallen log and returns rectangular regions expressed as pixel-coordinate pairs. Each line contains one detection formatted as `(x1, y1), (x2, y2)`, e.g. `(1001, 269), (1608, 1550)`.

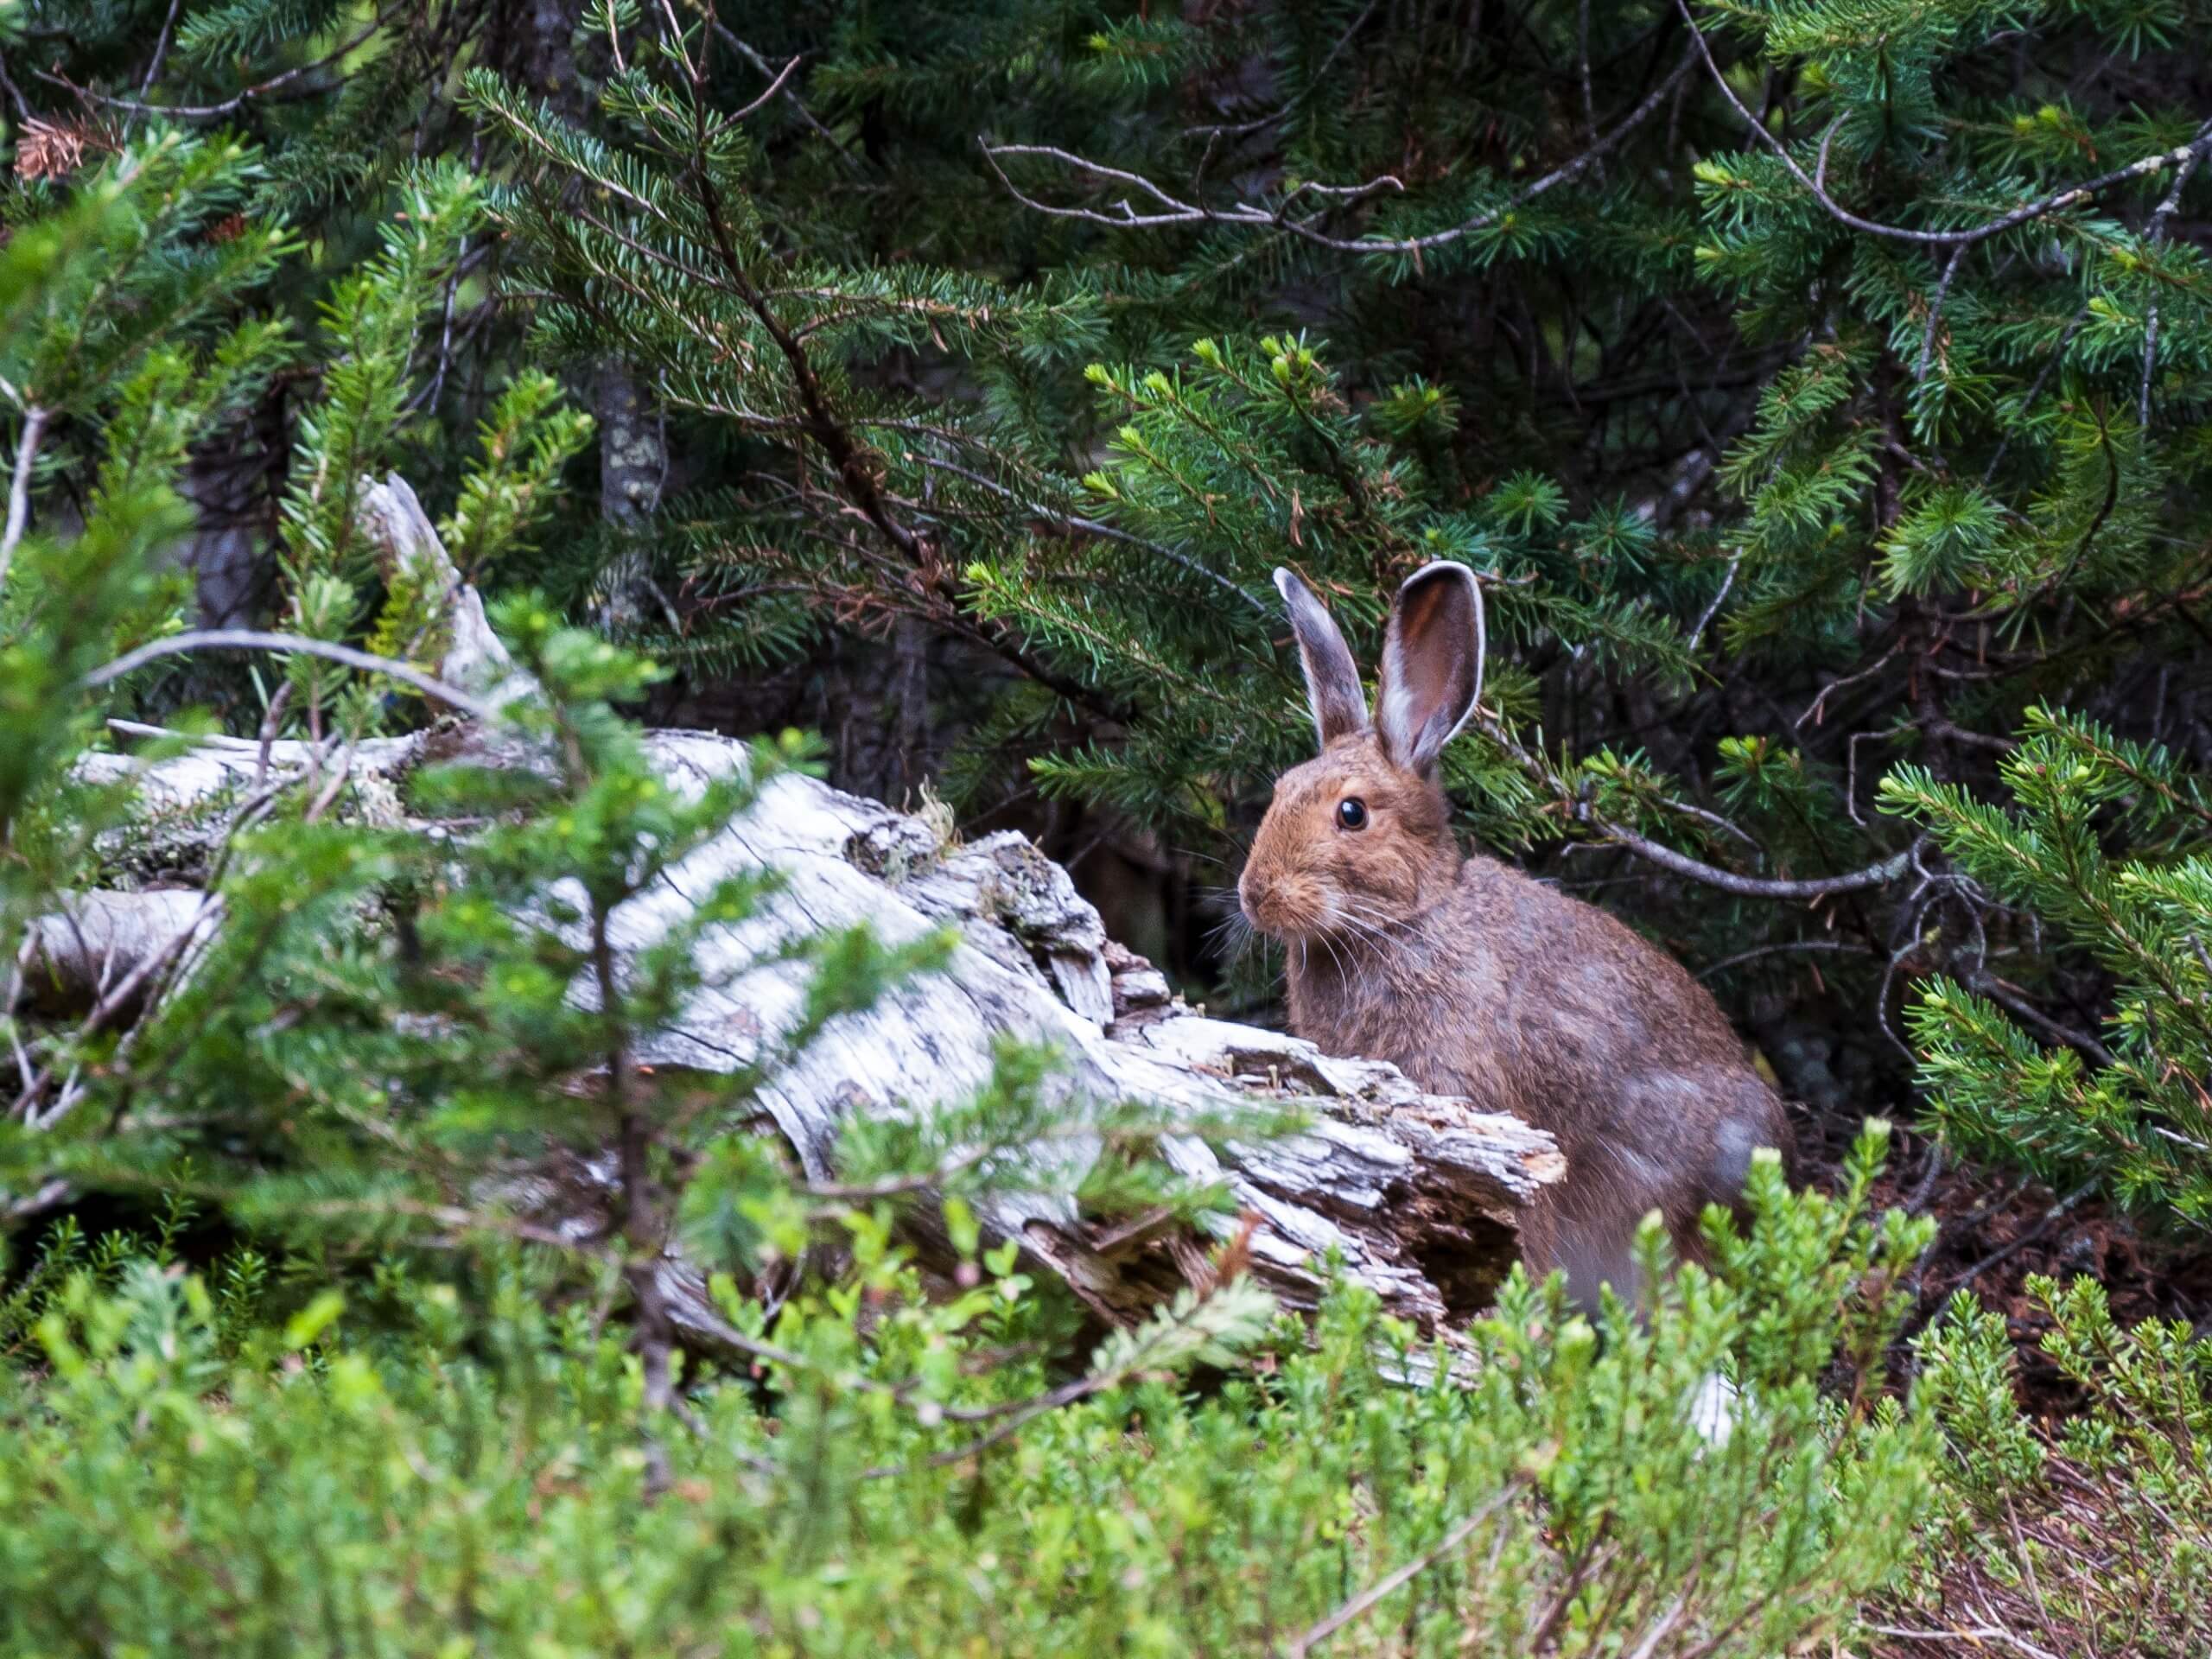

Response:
(622, 734), (1563, 1332)
(22, 474), (1563, 1337)
(11, 887), (219, 1017)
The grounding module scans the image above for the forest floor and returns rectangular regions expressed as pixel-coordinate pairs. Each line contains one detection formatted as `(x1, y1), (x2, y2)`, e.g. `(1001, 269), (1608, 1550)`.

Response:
(1855, 1125), (2212, 1415)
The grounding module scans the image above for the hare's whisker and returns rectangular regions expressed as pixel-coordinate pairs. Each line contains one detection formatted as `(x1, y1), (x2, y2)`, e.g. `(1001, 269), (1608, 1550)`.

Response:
(1334, 912), (1391, 950)
(1332, 903), (1408, 963)
(1342, 899), (1415, 937)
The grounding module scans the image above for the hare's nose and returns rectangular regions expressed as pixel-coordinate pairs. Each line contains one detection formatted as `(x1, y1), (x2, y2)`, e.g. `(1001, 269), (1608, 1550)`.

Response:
(1237, 871), (1268, 926)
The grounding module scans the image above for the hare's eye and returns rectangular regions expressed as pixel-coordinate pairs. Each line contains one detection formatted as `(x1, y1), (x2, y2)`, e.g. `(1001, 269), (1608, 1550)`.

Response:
(1336, 798), (1369, 831)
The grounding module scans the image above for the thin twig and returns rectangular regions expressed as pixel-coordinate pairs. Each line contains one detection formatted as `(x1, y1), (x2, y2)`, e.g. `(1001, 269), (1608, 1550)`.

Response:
(1946, 1183), (2096, 1295)
(41, 8), (396, 120)
(1283, 1477), (1529, 1656)
(1798, 645), (1901, 731)
(1967, 973), (2114, 1067)
(1857, 1621), (2062, 1659)
(721, 52), (802, 126)
(1695, 938), (1873, 981)
(1579, 0), (1601, 168)
(0, 50), (32, 125)
(11, 752), (308, 1127)
(79, 628), (503, 721)
(0, 404), (50, 594)
(135, 0), (186, 109)
(2137, 116), (2212, 425)
(1983, 301), (2090, 486)
(981, 48), (1698, 257)
(1916, 245), (1968, 384)
(1686, 554), (1739, 653)
(913, 454), (1269, 616)
(1, 1179), (72, 1224)
(710, 22), (861, 170)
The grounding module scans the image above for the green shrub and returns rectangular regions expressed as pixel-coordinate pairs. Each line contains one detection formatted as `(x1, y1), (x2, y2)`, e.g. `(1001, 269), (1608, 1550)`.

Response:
(0, 1130), (1937, 1658)
(1883, 1277), (2212, 1657)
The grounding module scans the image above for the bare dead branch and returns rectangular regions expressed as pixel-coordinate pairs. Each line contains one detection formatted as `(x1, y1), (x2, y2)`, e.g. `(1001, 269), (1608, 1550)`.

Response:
(79, 628), (504, 720)
(0, 404), (52, 594)
(1471, 713), (1914, 899)
(1588, 810), (1914, 899)
(981, 48), (1697, 257)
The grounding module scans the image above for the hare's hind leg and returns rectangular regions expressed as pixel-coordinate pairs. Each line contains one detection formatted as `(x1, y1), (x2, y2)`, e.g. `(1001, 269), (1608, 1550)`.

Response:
(1521, 1176), (1646, 1318)
(1689, 1068), (1796, 1217)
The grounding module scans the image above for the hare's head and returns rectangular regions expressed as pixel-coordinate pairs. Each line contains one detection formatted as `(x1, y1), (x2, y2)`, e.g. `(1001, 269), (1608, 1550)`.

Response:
(1237, 563), (1484, 944)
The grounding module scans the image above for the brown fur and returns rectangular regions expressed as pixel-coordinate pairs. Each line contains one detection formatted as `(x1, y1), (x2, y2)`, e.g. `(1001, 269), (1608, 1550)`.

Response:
(1244, 571), (1793, 1313)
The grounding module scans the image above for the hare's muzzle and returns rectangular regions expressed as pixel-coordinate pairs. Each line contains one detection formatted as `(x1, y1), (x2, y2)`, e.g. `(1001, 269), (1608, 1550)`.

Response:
(1237, 869), (1295, 938)
(1236, 870), (1268, 932)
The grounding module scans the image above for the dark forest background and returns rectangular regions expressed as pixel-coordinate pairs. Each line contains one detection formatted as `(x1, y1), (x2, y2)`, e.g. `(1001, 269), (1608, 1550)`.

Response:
(2, 0), (2210, 1649)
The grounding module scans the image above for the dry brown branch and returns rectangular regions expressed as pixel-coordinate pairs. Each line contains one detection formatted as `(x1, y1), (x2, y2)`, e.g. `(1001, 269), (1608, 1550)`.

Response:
(982, 48), (1698, 258)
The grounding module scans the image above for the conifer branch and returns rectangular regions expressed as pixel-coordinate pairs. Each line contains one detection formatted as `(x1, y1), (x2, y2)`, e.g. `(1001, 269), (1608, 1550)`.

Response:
(1675, 0), (2212, 250)
(672, 60), (1122, 718)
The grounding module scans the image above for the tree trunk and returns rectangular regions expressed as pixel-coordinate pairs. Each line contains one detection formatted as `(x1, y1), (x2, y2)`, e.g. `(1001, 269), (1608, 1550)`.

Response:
(502, 0), (669, 633)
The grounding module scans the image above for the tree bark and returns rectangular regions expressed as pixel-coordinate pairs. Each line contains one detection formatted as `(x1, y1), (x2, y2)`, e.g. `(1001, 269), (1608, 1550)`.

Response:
(495, 0), (669, 635)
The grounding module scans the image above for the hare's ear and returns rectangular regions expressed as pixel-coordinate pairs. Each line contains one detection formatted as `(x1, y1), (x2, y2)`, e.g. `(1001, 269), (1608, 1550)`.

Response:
(1274, 567), (1368, 748)
(1376, 561), (1484, 774)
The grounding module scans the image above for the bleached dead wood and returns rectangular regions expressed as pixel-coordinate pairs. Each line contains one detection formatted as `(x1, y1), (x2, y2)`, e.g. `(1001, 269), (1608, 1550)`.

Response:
(357, 473), (543, 711)
(21, 472), (1563, 1336)
(12, 888), (219, 1016)
(621, 734), (1562, 1332)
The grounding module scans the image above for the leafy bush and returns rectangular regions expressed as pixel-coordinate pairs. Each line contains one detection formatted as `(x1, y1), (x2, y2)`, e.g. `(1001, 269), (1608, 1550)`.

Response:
(1883, 1277), (2212, 1657)
(0, 1132), (1941, 1658)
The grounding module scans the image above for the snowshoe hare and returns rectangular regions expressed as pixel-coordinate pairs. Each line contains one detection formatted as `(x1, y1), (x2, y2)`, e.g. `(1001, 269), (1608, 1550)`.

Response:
(1239, 562), (1795, 1312)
